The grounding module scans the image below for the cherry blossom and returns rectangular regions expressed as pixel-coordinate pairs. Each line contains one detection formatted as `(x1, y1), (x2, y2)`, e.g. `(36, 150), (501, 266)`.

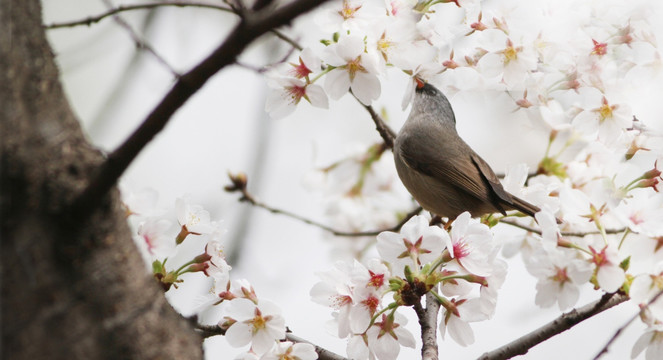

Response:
(526, 248), (592, 310)
(175, 197), (213, 242)
(136, 217), (175, 258)
(572, 95), (633, 146)
(265, 77), (329, 119)
(348, 260), (389, 333)
(322, 35), (381, 105)
(203, 240), (232, 288)
(503, 164), (560, 215)
(613, 191), (663, 237)
(447, 212), (497, 276)
(365, 313), (416, 360)
(346, 333), (370, 359)
(477, 30), (538, 87)
(235, 352), (260, 360)
(631, 324), (663, 360)
(439, 297), (489, 347)
(317, 0), (382, 33)
(377, 214), (449, 277)
(310, 261), (356, 338)
(589, 243), (626, 293)
(260, 341), (318, 360)
(630, 262), (663, 320)
(120, 186), (160, 217)
(223, 298), (286, 355)
(289, 48), (322, 80)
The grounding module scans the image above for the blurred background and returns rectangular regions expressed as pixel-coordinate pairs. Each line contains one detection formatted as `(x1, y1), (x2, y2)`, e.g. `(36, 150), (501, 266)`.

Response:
(43, 1), (663, 359)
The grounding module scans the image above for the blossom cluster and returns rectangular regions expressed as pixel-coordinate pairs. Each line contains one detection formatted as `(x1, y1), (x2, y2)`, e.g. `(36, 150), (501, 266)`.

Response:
(121, 189), (317, 359)
(311, 214), (505, 359)
(265, 0), (663, 358)
(303, 143), (415, 258)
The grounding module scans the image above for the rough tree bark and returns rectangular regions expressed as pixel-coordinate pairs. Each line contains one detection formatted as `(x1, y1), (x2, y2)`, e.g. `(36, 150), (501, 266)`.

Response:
(1, 1), (204, 359)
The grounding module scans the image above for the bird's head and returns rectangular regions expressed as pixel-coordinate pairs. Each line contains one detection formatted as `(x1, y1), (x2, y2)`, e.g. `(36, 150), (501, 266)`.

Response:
(411, 78), (456, 126)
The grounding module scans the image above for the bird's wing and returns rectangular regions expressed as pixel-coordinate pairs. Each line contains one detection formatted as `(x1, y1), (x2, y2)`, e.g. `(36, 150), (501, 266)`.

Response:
(470, 153), (514, 204)
(397, 128), (503, 206)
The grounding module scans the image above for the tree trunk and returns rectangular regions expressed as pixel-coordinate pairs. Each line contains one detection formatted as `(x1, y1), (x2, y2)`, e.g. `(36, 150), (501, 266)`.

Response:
(1, 1), (203, 359)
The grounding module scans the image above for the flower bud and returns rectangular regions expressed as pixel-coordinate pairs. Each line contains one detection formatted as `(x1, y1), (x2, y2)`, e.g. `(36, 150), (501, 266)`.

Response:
(643, 162), (662, 180)
(634, 178), (660, 192)
(225, 172), (248, 192)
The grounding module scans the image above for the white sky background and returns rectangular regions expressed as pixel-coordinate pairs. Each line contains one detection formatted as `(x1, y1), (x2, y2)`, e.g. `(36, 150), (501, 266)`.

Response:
(43, 1), (663, 359)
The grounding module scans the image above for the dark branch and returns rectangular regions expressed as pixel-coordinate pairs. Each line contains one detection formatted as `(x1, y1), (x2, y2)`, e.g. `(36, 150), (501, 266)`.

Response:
(70, 0), (331, 218)
(354, 95), (396, 148)
(478, 293), (629, 360)
(53, 2), (393, 149)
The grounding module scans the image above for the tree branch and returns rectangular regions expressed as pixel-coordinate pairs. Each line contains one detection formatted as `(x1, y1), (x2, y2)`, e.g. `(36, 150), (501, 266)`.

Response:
(100, 0), (180, 77)
(195, 323), (226, 337)
(229, 176), (421, 236)
(347, 90), (396, 148)
(195, 325), (348, 360)
(362, 103), (396, 149)
(70, 0), (331, 219)
(44, 1), (234, 29)
(44, 1), (304, 53)
(593, 289), (663, 359)
(45, 1), (397, 150)
(2, 1), (203, 358)
(414, 293), (440, 360)
(499, 219), (626, 238)
(285, 333), (349, 360)
(478, 293), (629, 360)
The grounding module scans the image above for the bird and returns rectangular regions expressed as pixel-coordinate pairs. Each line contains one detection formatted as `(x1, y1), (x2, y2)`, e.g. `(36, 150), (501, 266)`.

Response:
(393, 79), (541, 221)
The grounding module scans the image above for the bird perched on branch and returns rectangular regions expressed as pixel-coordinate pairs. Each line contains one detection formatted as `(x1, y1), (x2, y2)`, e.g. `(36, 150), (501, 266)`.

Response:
(393, 79), (541, 221)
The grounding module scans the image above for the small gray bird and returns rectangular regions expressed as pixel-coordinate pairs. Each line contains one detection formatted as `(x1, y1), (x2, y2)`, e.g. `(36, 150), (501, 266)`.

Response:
(393, 80), (540, 220)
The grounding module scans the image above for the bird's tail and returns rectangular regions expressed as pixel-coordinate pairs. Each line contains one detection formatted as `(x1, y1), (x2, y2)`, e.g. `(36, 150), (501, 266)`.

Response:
(510, 196), (540, 219)
(509, 196), (563, 224)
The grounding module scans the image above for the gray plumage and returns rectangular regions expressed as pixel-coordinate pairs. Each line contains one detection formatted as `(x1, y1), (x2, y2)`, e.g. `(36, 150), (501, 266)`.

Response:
(394, 82), (540, 219)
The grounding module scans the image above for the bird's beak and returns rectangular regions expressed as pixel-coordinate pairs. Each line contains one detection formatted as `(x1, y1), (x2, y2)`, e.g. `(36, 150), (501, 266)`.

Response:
(414, 77), (426, 90)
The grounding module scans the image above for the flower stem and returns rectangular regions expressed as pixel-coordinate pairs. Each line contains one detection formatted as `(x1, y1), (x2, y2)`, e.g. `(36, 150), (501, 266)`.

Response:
(309, 66), (334, 83)
(175, 259), (197, 276)
(618, 228), (631, 250)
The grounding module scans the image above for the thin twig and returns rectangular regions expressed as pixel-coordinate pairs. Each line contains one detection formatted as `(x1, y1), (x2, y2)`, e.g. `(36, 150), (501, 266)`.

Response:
(593, 289), (663, 359)
(286, 333), (349, 360)
(235, 182), (421, 236)
(272, 29), (303, 51)
(235, 44), (298, 73)
(44, 2), (234, 29)
(478, 293), (629, 360)
(101, 0), (180, 78)
(44, 1), (304, 64)
(235, 178), (628, 241)
(69, 0), (332, 219)
(499, 219), (626, 238)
